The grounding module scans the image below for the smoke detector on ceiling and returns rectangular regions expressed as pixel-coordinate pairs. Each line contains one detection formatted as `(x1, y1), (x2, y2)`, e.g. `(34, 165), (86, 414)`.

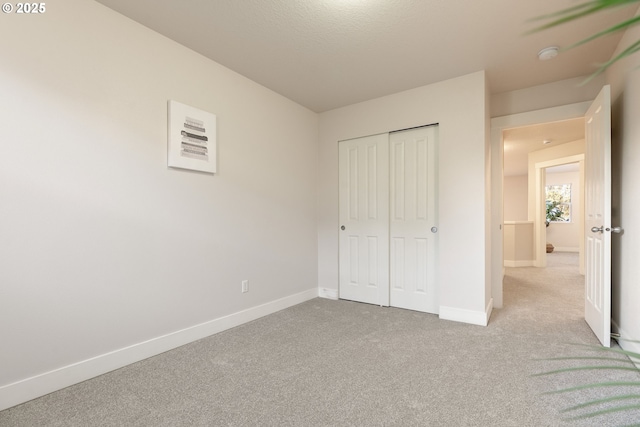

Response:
(538, 46), (559, 61)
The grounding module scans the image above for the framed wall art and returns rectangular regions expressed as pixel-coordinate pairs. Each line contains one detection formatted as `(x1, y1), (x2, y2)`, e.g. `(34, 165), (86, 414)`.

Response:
(167, 100), (217, 174)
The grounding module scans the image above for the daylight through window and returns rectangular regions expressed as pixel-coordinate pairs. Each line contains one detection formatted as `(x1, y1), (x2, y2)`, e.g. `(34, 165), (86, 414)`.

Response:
(545, 184), (571, 222)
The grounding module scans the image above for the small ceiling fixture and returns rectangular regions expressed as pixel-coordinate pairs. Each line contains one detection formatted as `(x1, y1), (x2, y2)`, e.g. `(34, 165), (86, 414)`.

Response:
(543, 139), (552, 145)
(538, 46), (559, 61)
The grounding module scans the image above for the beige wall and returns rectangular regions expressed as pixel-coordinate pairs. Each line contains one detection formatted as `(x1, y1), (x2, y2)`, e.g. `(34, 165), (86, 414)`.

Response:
(0, 0), (319, 409)
(318, 71), (491, 325)
(504, 222), (534, 266)
(504, 175), (528, 221)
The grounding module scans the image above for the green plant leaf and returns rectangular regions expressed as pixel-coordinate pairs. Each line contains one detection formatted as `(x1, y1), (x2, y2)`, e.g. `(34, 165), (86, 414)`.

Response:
(562, 14), (640, 51)
(533, 365), (640, 377)
(536, 340), (640, 422)
(544, 381), (640, 395)
(538, 356), (636, 364)
(565, 402), (640, 420)
(565, 342), (640, 361)
(526, 0), (640, 33)
(561, 394), (640, 412)
(527, 0), (640, 76)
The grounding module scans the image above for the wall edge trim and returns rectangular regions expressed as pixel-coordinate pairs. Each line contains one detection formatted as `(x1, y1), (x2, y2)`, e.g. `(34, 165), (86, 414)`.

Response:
(439, 300), (492, 326)
(504, 260), (535, 267)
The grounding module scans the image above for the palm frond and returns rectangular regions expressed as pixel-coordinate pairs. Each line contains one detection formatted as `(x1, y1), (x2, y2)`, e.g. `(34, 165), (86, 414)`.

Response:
(527, 0), (640, 77)
(539, 356), (636, 364)
(537, 339), (640, 422)
(566, 342), (640, 362)
(526, 0), (640, 33)
(566, 402), (640, 420)
(544, 381), (640, 395)
(564, 15), (640, 50)
(533, 365), (640, 377)
(597, 38), (640, 71)
(561, 394), (640, 412)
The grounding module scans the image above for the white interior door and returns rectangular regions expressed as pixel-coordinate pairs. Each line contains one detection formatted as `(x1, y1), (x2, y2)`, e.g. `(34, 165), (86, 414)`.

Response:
(389, 126), (438, 313)
(338, 134), (390, 306)
(585, 85), (612, 347)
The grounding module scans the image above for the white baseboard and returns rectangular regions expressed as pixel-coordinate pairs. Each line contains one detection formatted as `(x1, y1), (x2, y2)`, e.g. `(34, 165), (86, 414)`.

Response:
(318, 287), (338, 300)
(439, 299), (493, 326)
(551, 247), (579, 252)
(504, 260), (534, 267)
(0, 287), (318, 411)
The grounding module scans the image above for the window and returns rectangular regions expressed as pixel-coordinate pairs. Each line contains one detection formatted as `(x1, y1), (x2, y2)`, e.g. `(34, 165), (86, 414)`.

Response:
(545, 184), (571, 223)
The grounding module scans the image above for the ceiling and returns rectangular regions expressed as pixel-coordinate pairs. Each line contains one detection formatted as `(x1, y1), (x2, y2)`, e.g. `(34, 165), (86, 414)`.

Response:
(503, 117), (585, 176)
(94, 0), (638, 113)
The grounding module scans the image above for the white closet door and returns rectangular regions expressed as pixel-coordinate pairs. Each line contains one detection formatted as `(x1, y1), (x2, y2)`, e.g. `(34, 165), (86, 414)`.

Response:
(389, 126), (438, 313)
(338, 134), (390, 306)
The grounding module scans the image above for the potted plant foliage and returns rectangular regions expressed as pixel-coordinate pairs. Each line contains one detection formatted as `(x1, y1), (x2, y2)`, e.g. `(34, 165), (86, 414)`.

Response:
(545, 200), (564, 252)
(546, 200), (564, 227)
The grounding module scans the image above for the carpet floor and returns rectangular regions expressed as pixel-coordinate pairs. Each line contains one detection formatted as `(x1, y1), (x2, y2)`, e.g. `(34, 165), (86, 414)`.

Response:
(1, 252), (639, 426)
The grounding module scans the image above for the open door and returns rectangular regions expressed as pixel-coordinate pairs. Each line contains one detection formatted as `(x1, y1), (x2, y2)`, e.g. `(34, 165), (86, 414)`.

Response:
(584, 85), (612, 347)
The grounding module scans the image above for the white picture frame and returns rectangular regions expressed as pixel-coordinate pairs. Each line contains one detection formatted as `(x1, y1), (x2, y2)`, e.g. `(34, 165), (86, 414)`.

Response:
(167, 100), (217, 174)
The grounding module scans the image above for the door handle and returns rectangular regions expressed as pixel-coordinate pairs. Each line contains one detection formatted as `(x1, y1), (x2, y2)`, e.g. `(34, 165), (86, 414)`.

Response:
(591, 226), (624, 234)
(341, 225), (345, 230)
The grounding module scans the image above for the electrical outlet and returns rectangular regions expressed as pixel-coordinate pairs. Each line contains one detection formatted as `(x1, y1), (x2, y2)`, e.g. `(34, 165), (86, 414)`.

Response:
(241, 280), (249, 293)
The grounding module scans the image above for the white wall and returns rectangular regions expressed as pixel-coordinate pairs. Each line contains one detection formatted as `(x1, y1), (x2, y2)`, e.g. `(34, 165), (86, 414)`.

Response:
(318, 71), (491, 325)
(504, 175), (528, 221)
(0, 0), (318, 409)
(606, 6), (640, 355)
(491, 75), (606, 118)
(545, 170), (581, 251)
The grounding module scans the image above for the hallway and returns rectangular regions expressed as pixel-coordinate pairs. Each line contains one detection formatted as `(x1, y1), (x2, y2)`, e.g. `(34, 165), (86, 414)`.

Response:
(503, 252), (582, 321)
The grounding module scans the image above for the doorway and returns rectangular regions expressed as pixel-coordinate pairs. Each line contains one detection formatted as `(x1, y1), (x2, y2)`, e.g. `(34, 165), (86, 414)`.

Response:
(501, 118), (585, 270)
(541, 162), (584, 273)
(490, 101), (591, 308)
(493, 87), (613, 347)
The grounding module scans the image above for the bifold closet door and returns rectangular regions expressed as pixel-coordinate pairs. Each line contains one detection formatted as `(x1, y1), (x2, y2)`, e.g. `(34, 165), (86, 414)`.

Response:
(338, 133), (390, 306)
(389, 126), (438, 314)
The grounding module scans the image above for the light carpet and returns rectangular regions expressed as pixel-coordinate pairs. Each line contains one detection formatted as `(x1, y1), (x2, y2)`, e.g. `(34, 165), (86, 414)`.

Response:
(1, 252), (639, 426)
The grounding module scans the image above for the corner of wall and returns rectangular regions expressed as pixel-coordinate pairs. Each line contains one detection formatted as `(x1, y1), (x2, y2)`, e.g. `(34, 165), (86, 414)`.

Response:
(439, 299), (493, 327)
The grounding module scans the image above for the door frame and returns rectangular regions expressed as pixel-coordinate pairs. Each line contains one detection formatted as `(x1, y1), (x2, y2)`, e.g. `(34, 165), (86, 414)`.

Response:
(490, 101), (591, 308)
(533, 155), (585, 273)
